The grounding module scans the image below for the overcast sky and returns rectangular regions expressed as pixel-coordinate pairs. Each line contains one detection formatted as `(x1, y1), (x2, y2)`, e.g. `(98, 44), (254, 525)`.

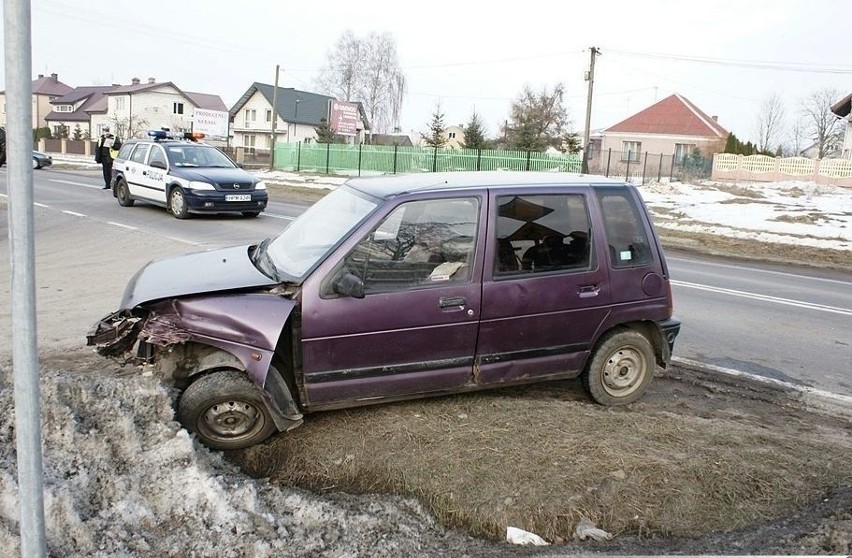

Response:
(2, 0), (850, 144)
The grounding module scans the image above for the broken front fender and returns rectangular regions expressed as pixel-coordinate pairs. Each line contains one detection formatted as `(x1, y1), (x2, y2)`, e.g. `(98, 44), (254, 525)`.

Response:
(87, 292), (298, 365)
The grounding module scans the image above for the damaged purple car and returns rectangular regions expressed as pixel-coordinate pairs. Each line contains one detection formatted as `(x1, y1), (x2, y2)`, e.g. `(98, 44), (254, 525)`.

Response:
(88, 171), (680, 450)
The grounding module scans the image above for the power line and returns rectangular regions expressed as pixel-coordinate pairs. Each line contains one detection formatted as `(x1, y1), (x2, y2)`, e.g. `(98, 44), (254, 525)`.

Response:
(608, 48), (852, 75)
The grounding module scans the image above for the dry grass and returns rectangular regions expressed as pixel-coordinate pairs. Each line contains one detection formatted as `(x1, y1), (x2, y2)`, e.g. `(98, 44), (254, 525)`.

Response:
(711, 183), (766, 199)
(769, 212), (826, 225)
(231, 382), (852, 542)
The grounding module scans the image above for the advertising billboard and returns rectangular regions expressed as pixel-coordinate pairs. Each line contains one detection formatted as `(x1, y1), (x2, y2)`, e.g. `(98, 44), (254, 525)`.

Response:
(192, 109), (229, 139)
(329, 100), (360, 136)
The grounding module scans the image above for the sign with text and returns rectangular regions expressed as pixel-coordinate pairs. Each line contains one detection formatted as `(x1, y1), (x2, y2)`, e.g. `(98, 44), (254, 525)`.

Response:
(329, 100), (359, 136)
(192, 109), (229, 138)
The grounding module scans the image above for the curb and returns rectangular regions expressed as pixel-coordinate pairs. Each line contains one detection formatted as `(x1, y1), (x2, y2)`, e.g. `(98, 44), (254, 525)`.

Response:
(672, 356), (852, 420)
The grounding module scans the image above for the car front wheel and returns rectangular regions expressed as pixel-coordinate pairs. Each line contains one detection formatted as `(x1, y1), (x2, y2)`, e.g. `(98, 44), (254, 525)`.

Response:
(32, 157), (39, 169)
(178, 370), (277, 450)
(582, 329), (655, 406)
(116, 178), (134, 207)
(169, 187), (189, 219)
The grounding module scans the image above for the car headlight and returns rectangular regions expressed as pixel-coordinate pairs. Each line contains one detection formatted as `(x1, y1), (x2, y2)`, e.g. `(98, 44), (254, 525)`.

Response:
(254, 180), (267, 190)
(189, 181), (215, 190)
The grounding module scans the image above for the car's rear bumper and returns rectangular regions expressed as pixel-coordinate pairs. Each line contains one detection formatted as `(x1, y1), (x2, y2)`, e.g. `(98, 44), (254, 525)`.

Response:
(658, 317), (681, 363)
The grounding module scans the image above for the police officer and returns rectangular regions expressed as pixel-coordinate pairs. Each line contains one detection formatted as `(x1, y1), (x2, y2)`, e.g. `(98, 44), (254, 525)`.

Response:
(95, 126), (120, 189)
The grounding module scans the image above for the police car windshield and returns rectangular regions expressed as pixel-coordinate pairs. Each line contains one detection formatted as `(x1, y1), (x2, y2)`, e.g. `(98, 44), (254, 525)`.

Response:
(167, 145), (235, 168)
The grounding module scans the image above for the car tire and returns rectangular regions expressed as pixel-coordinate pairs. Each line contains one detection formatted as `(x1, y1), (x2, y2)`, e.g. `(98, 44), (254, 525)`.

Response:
(582, 329), (655, 406)
(169, 187), (189, 219)
(116, 178), (134, 207)
(242, 211), (261, 218)
(32, 157), (39, 169)
(177, 370), (277, 450)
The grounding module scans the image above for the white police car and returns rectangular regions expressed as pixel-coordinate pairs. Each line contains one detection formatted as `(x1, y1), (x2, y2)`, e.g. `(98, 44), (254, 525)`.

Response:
(110, 129), (268, 219)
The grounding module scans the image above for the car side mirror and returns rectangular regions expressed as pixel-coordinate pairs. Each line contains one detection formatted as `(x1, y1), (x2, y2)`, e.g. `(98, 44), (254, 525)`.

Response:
(333, 272), (365, 299)
(150, 160), (167, 170)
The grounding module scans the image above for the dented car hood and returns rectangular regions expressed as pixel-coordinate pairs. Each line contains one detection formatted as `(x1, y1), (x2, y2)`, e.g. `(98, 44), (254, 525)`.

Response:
(120, 244), (278, 309)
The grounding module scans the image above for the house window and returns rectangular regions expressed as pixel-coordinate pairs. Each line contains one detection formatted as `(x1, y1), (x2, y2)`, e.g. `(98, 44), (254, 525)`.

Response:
(244, 134), (256, 154)
(448, 132), (456, 139)
(173, 102), (184, 115)
(115, 97), (126, 111)
(245, 109), (256, 124)
(266, 109), (272, 122)
(674, 143), (696, 163)
(56, 104), (73, 113)
(622, 141), (641, 162)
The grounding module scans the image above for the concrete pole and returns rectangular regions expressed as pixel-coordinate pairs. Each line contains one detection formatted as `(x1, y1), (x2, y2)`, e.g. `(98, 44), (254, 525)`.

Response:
(269, 64), (280, 171)
(3, 0), (48, 555)
(582, 47), (600, 174)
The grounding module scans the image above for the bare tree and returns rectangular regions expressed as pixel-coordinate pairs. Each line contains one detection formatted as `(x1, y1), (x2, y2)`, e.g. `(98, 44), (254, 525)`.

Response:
(315, 31), (407, 134)
(787, 116), (808, 156)
(801, 88), (843, 158)
(755, 93), (786, 154)
(314, 30), (364, 103)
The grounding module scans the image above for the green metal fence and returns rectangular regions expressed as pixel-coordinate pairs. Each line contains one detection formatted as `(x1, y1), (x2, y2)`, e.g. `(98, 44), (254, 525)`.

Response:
(273, 142), (583, 175)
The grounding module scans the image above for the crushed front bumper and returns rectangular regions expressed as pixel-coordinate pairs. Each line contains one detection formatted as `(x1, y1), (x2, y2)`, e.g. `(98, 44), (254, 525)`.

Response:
(86, 310), (144, 358)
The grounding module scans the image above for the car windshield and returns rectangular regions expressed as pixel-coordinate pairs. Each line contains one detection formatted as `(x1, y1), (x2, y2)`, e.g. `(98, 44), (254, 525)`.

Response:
(260, 185), (379, 281)
(167, 145), (235, 168)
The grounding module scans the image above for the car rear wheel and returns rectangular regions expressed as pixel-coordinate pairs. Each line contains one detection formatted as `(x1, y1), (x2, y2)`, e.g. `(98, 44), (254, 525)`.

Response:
(169, 187), (189, 219)
(116, 178), (134, 207)
(242, 211), (260, 218)
(582, 329), (655, 405)
(177, 370), (277, 450)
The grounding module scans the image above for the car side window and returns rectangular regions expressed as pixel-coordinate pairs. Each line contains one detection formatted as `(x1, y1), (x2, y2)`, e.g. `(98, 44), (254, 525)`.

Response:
(494, 194), (592, 275)
(596, 188), (653, 268)
(339, 197), (479, 294)
(129, 144), (150, 164)
(116, 143), (133, 160)
(148, 145), (167, 168)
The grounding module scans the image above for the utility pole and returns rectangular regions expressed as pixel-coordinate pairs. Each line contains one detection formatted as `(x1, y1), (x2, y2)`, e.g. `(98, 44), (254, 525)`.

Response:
(269, 64), (280, 171)
(5, 0), (48, 555)
(582, 46), (600, 174)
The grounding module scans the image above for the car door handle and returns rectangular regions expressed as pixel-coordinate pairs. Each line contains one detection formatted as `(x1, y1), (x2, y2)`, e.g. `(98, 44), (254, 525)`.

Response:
(142, 170), (147, 175)
(438, 296), (466, 308)
(578, 285), (600, 298)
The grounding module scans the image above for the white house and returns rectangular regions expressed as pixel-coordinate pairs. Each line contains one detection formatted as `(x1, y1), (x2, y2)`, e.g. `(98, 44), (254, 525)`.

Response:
(229, 82), (370, 151)
(92, 77), (226, 140)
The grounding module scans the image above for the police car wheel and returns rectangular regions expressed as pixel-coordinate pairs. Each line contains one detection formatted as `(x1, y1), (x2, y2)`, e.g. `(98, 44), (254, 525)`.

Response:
(169, 187), (189, 219)
(116, 178), (134, 207)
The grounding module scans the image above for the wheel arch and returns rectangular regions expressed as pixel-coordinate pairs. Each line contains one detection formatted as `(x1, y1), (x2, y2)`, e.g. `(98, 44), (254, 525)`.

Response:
(158, 340), (303, 433)
(590, 320), (667, 368)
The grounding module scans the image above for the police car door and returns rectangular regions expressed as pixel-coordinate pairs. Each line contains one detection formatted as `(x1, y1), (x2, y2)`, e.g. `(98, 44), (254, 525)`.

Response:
(142, 144), (168, 203)
(123, 143), (154, 201)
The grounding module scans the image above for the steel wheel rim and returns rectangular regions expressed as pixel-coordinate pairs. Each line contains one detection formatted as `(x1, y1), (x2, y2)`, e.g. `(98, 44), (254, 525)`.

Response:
(118, 183), (128, 201)
(197, 399), (266, 444)
(601, 345), (647, 397)
(32, 158), (38, 169)
(171, 190), (185, 215)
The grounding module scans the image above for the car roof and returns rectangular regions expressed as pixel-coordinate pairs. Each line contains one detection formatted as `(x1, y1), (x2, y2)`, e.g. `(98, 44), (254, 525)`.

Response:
(344, 171), (629, 200)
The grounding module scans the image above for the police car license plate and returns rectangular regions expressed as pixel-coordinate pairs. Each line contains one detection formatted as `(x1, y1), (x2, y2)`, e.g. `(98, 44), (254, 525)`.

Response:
(225, 194), (251, 202)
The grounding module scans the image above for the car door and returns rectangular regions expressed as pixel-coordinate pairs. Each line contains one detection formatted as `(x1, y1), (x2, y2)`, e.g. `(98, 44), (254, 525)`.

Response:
(298, 193), (486, 409)
(139, 144), (169, 204)
(122, 143), (154, 200)
(476, 188), (612, 385)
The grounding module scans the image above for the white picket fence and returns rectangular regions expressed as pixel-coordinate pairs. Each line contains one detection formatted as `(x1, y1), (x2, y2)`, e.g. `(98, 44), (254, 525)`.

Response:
(712, 154), (852, 186)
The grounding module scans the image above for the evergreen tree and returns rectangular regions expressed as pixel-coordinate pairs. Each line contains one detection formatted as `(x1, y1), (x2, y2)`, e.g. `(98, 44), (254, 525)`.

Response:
(421, 102), (447, 148)
(461, 112), (488, 150)
(72, 125), (83, 141)
(315, 118), (339, 143)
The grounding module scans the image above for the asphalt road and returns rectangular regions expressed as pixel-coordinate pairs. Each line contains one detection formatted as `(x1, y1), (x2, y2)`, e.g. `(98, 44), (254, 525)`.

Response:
(3, 167), (851, 397)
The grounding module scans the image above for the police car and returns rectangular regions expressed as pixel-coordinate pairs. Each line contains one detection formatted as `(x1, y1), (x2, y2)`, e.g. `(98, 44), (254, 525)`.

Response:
(110, 129), (268, 219)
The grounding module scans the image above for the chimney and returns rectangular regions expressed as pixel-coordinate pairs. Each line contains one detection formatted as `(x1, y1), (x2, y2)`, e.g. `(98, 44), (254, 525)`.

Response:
(711, 115), (718, 121)
(50, 73), (58, 80)
(148, 77), (155, 84)
(38, 74), (44, 78)
(131, 77), (140, 85)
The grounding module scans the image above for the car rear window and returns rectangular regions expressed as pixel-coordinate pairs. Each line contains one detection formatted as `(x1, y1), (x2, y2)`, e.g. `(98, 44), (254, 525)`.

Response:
(596, 187), (652, 268)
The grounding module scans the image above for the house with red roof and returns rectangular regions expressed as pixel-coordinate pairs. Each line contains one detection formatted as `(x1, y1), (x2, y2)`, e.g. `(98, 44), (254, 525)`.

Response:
(0, 73), (73, 129)
(599, 94), (728, 164)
